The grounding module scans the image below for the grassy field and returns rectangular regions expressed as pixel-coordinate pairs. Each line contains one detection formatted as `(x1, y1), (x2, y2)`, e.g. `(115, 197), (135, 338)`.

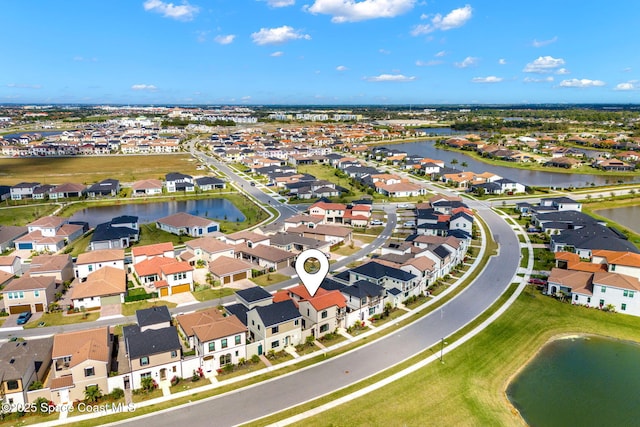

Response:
(251, 273), (290, 287)
(259, 287), (640, 427)
(23, 311), (100, 329)
(192, 287), (235, 302)
(0, 154), (203, 185)
(0, 204), (57, 226)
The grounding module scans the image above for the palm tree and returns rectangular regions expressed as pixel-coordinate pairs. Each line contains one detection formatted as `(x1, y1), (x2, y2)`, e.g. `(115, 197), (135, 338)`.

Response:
(84, 385), (102, 403)
(461, 161), (468, 168)
(451, 158), (459, 166)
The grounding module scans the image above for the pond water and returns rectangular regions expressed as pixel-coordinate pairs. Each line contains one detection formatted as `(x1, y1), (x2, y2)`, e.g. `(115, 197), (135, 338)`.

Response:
(595, 205), (640, 233)
(506, 336), (640, 427)
(69, 198), (245, 227)
(394, 141), (640, 188)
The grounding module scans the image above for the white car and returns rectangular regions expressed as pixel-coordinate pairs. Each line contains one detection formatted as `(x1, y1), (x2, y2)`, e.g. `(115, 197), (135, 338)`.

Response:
(370, 219), (384, 226)
(403, 221), (416, 227)
(398, 203), (410, 208)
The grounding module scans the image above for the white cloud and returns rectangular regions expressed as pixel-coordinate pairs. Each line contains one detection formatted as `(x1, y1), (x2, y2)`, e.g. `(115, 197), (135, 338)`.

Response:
(364, 74), (416, 82)
(532, 36), (558, 48)
(559, 78), (605, 88)
(259, 0), (295, 6)
(523, 56), (565, 73)
(6, 83), (41, 89)
(435, 50), (447, 57)
(614, 81), (640, 91)
(454, 56), (478, 68)
(411, 5), (472, 36)
(498, 58), (506, 65)
(251, 26), (311, 45)
(556, 68), (570, 75)
(523, 76), (554, 83)
(270, 51), (284, 57)
(214, 34), (235, 45)
(416, 59), (442, 66)
(143, 0), (199, 21)
(623, 67), (632, 72)
(306, 0), (415, 23)
(472, 76), (503, 83)
(379, 48), (391, 54)
(336, 65), (348, 71)
(131, 84), (158, 91)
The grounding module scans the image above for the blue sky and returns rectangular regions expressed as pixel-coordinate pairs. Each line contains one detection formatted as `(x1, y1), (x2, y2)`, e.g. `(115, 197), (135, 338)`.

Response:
(2, 0), (640, 105)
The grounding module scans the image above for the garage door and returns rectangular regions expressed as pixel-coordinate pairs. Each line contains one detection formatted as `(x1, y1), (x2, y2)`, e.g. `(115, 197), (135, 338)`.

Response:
(17, 243), (33, 250)
(34, 303), (44, 312)
(172, 284), (191, 294)
(101, 295), (121, 305)
(9, 304), (31, 314)
(160, 287), (169, 297)
(223, 276), (231, 285)
(233, 272), (247, 282)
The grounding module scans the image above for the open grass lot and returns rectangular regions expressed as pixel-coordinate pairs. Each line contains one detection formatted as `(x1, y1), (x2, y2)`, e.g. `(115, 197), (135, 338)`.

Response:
(192, 286), (235, 302)
(23, 311), (100, 329)
(250, 273), (290, 287)
(268, 287), (640, 427)
(0, 204), (57, 226)
(0, 154), (203, 185)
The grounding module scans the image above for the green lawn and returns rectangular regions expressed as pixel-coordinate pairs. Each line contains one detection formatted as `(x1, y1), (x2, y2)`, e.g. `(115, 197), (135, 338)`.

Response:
(250, 273), (290, 287)
(192, 287), (235, 302)
(279, 287), (640, 427)
(332, 244), (361, 256)
(23, 311), (100, 329)
(0, 204), (57, 226)
(169, 377), (211, 394)
(533, 247), (555, 271)
(122, 301), (177, 317)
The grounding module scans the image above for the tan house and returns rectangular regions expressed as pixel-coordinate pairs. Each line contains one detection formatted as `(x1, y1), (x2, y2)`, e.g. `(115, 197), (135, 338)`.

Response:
(70, 266), (127, 309)
(181, 237), (235, 266)
(28, 254), (74, 284)
(131, 242), (175, 264)
(50, 327), (113, 404)
(75, 248), (125, 280)
(208, 256), (254, 284)
(0, 337), (53, 410)
(2, 276), (57, 314)
(247, 300), (302, 355)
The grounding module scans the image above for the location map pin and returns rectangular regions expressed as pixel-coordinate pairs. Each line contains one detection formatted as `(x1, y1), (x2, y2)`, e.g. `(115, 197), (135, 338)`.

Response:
(295, 248), (330, 297)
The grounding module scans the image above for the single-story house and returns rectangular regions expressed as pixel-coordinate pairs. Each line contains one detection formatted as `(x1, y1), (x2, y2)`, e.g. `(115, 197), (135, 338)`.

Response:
(70, 266), (127, 309)
(156, 212), (219, 237)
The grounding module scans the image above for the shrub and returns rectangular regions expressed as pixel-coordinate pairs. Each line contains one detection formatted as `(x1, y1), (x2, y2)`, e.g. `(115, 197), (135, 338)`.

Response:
(251, 354), (260, 364)
(28, 380), (44, 391)
(170, 376), (180, 386)
(223, 363), (234, 373)
(110, 388), (125, 400)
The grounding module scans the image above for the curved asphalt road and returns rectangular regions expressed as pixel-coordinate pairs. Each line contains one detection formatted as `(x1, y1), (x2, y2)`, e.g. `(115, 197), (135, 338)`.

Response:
(116, 205), (519, 427)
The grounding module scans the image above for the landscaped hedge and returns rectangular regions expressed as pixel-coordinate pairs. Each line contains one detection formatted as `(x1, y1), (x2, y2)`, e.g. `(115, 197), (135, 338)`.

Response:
(124, 292), (158, 302)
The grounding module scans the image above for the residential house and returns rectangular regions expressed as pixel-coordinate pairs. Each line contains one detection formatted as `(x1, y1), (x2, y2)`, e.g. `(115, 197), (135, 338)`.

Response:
(208, 256), (255, 285)
(550, 224), (640, 258)
(195, 176), (226, 190)
(181, 237), (234, 266)
(28, 254), (74, 284)
(14, 216), (84, 252)
(283, 214), (324, 231)
(75, 248), (126, 280)
(10, 182), (40, 200)
(131, 179), (163, 197)
(246, 300), (302, 354)
(48, 183), (86, 200)
(0, 338), (52, 410)
(87, 179), (120, 197)
(235, 286), (273, 310)
(156, 212), (219, 237)
(349, 261), (421, 300)
(2, 276), (57, 314)
(165, 172), (194, 192)
(123, 307), (182, 389)
(0, 254), (22, 276)
(235, 243), (296, 271)
(0, 225), (28, 252)
(70, 267), (127, 309)
(287, 224), (353, 245)
(131, 242), (174, 265)
(50, 327), (113, 404)
(176, 308), (247, 373)
(338, 280), (386, 324)
(592, 250), (640, 280)
(133, 257), (194, 296)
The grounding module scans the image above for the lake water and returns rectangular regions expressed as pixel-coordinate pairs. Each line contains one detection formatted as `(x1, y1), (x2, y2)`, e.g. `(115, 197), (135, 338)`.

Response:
(394, 141), (640, 188)
(506, 336), (640, 427)
(69, 198), (245, 227)
(595, 205), (640, 233)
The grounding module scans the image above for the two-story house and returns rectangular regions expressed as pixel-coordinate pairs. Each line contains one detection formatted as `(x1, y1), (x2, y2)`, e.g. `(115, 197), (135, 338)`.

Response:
(14, 216), (84, 252)
(131, 242), (175, 265)
(165, 172), (194, 193)
(246, 300), (302, 355)
(181, 236), (235, 266)
(123, 306), (182, 389)
(50, 327), (113, 404)
(2, 276), (57, 314)
(75, 249), (126, 281)
(133, 257), (194, 296)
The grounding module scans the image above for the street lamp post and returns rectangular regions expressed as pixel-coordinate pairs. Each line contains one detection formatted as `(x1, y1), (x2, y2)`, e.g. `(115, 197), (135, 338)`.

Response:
(440, 337), (447, 363)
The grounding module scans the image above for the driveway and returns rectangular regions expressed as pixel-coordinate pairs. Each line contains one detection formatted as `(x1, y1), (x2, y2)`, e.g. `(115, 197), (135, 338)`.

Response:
(1, 312), (44, 329)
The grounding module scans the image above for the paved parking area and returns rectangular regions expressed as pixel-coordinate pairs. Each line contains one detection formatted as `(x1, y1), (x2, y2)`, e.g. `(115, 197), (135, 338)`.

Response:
(100, 303), (122, 319)
(0, 311), (44, 329)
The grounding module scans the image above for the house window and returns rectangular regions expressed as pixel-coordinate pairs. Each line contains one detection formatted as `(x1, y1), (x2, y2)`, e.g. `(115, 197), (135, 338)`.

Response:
(18, 292), (24, 299)
(88, 265), (93, 272)
(34, 290), (40, 297)
(599, 299), (605, 306)
(611, 264), (616, 271)
(140, 356), (149, 366)
(320, 324), (329, 333)
(235, 335), (241, 345)
(321, 310), (328, 319)
(630, 291), (635, 298)
(601, 286), (606, 293)
(294, 319), (299, 326)
(221, 339), (228, 349)
(574, 295), (578, 301)
(271, 326), (279, 334)
(84, 367), (95, 377)
(209, 342), (215, 352)
(6, 380), (19, 390)
(624, 290), (628, 297)
(271, 340), (280, 349)
(220, 354), (232, 366)
(622, 303), (627, 311)
(587, 297), (591, 304)
(141, 372), (152, 379)
(171, 350), (178, 358)
(369, 307), (375, 315)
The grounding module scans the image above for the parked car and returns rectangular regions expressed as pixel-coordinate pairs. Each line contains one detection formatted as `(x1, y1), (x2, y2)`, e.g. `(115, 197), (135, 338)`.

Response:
(528, 278), (547, 286)
(403, 221), (416, 227)
(250, 182), (256, 186)
(16, 311), (32, 325)
(370, 219), (384, 226)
